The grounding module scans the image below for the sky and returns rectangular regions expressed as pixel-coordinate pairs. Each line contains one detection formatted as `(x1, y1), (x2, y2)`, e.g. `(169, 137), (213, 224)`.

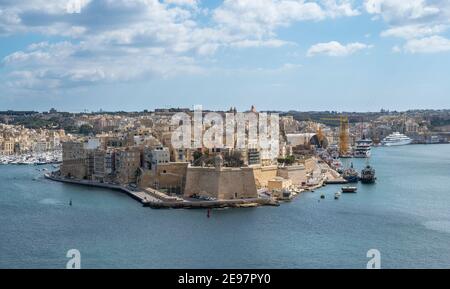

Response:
(0, 0), (450, 112)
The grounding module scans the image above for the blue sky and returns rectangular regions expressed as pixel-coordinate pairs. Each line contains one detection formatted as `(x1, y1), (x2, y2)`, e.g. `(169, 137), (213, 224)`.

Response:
(1, 0), (450, 112)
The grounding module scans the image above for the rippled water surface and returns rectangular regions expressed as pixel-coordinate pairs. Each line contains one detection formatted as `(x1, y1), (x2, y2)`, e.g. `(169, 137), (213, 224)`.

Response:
(1, 145), (450, 268)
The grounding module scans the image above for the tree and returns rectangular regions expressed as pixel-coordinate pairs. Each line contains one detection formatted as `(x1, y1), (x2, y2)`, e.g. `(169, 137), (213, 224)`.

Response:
(224, 151), (244, 167)
(193, 151), (203, 162)
(79, 124), (95, 135)
(278, 155), (296, 166)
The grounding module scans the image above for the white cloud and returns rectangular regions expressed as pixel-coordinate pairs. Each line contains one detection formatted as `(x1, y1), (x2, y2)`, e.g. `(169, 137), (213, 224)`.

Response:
(213, 0), (325, 38)
(403, 35), (450, 53)
(381, 24), (448, 39)
(0, 0), (210, 88)
(164, 0), (198, 6)
(307, 41), (372, 57)
(3, 41), (204, 90)
(365, 0), (450, 54)
(0, 0), (361, 90)
(322, 0), (360, 18)
(229, 39), (291, 48)
(213, 0), (359, 38)
(365, 0), (440, 22)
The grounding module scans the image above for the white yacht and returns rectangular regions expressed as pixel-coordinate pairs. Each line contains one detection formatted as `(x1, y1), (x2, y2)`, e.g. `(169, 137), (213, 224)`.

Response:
(381, 132), (413, 146)
(354, 139), (372, 158)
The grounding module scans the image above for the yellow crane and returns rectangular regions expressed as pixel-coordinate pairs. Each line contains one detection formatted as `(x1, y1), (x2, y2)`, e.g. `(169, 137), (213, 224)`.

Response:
(319, 116), (350, 157)
(316, 125), (326, 148)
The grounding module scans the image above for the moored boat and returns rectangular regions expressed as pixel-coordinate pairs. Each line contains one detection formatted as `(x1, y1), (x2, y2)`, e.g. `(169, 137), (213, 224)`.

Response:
(360, 165), (376, 184)
(354, 139), (372, 158)
(342, 163), (359, 183)
(341, 186), (357, 193)
(381, 132), (412, 146)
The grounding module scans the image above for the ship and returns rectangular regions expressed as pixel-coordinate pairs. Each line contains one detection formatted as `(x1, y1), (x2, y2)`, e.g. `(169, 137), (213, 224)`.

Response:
(342, 163), (359, 183)
(354, 139), (372, 158)
(360, 165), (376, 184)
(381, 132), (412, 146)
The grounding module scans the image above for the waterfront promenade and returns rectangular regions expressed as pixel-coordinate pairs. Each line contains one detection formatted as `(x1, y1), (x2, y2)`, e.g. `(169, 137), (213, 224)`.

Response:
(44, 173), (279, 209)
(44, 173), (160, 204)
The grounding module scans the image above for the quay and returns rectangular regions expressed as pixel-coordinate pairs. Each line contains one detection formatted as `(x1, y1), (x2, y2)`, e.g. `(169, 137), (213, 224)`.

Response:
(44, 173), (279, 209)
(44, 173), (159, 204)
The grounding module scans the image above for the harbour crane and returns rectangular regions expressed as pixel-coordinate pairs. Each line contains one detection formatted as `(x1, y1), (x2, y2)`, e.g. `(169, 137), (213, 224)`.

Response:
(319, 116), (350, 157)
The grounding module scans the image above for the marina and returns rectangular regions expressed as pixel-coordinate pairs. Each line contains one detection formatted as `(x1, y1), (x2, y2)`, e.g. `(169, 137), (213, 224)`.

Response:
(0, 150), (62, 165)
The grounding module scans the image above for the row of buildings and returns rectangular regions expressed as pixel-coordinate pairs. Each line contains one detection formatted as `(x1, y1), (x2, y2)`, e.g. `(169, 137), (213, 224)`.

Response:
(61, 136), (170, 184)
(0, 124), (67, 155)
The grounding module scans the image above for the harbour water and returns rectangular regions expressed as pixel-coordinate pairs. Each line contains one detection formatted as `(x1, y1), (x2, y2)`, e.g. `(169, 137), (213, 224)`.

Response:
(1, 145), (450, 268)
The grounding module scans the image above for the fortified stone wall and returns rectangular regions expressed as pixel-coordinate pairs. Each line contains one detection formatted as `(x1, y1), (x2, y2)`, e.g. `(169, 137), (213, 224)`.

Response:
(277, 165), (307, 185)
(60, 159), (87, 179)
(251, 165), (278, 188)
(184, 166), (258, 200)
(302, 158), (316, 172)
(138, 162), (188, 193)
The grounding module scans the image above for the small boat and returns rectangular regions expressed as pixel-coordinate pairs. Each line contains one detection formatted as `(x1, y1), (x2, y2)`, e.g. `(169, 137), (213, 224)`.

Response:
(341, 186), (357, 193)
(334, 192), (341, 199)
